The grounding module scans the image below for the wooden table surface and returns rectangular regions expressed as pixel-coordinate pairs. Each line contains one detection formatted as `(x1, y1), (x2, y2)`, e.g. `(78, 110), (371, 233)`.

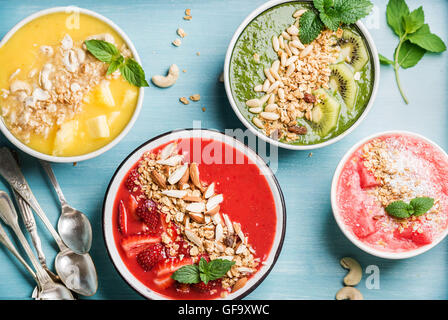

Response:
(0, 0), (447, 299)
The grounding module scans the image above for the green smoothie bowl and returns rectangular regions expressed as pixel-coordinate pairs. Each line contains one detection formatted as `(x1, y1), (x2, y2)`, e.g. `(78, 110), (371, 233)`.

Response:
(224, 0), (379, 150)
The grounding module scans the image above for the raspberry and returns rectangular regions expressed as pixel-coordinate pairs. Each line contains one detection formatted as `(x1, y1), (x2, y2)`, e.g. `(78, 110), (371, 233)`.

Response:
(125, 169), (140, 192)
(136, 243), (164, 271)
(193, 279), (221, 293)
(136, 200), (159, 233)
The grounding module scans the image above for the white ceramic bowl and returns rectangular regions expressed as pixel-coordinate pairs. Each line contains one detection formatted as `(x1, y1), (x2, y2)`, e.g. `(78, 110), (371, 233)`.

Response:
(331, 131), (448, 259)
(224, 0), (380, 151)
(0, 7), (144, 163)
(103, 129), (286, 299)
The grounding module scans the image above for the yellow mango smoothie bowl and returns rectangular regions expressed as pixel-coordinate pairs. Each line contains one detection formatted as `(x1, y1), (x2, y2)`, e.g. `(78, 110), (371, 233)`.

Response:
(0, 7), (146, 162)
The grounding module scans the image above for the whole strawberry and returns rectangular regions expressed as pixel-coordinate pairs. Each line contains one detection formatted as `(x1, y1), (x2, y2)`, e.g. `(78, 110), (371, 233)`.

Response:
(136, 243), (164, 271)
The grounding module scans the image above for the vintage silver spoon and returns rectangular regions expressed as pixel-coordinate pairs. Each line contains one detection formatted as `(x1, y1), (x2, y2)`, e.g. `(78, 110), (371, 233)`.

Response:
(0, 148), (98, 296)
(0, 192), (74, 300)
(39, 160), (92, 254)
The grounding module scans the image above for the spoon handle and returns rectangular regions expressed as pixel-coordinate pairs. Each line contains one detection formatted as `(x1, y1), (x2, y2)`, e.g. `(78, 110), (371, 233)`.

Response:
(0, 221), (37, 282)
(12, 189), (47, 266)
(39, 160), (67, 206)
(0, 148), (66, 250)
(0, 191), (52, 285)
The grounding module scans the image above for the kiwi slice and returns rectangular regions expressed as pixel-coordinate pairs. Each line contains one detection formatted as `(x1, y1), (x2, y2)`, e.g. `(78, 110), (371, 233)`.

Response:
(337, 30), (369, 72)
(310, 89), (341, 137)
(330, 64), (357, 110)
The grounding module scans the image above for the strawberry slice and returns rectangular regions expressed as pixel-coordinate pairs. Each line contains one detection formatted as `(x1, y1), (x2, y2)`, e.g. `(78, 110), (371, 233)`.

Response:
(358, 161), (380, 189)
(121, 234), (161, 258)
(118, 200), (128, 235)
(153, 273), (175, 290)
(128, 194), (139, 219)
(155, 257), (193, 277)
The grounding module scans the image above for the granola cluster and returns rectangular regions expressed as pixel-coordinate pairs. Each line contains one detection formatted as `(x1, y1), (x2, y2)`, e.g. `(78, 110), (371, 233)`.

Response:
(131, 142), (259, 293)
(0, 33), (129, 143)
(247, 9), (341, 142)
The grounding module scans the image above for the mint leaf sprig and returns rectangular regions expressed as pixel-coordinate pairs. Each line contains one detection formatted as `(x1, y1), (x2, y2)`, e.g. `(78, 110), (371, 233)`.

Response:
(385, 197), (434, 219)
(380, 0), (446, 104)
(84, 39), (149, 87)
(171, 258), (235, 284)
(299, 0), (373, 44)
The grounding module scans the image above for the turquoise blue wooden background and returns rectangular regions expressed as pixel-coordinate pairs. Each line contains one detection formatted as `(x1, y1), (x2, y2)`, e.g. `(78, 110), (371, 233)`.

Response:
(0, 0), (446, 300)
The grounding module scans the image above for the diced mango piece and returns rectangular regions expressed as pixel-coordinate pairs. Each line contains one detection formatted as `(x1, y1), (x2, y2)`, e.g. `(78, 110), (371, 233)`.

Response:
(52, 120), (78, 156)
(99, 80), (115, 107)
(87, 115), (110, 138)
(108, 111), (121, 126)
(122, 89), (138, 108)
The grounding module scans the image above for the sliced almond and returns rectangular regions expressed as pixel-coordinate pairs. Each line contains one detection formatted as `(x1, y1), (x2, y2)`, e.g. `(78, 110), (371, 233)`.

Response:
(204, 183), (215, 199)
(186, 202), (205, 213)
(161, 189), (188, 198)
(211, 213), (222, 225)
(189, 212), (205, 224)
(223, 214), (234, 234)
(235, 243), (246, 255)
(160, 143), (177, 160)
(183, 195), (203, 202)
(177, 165), (190, 189)
(215, 224), (224, 242)
(237, 267), (254, 274)
(150, 171), (167, 189)
(206, 194), (223, 211)
(185, 229), (202, 247)
(168, 164), (188, 185)
(232, 277), (248, 293)
(189, 163), (204, 192)
(205, 204), (220, 216)
(157, 155), (183, 166)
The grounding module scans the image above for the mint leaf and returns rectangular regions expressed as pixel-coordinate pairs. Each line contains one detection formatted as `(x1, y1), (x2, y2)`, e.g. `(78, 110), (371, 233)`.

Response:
(171, 264), (200, 284)
(386, 0), (410, 36)
(313, 0), (333, 13)
(410, 197), (434, 216)
(84, 39), (120, 63)
(319, 8), (341, 31)
(199, 258), (235, 284)
(397, 40), (426, 69)
(407, 24), (447, 53)
(337, 0), (374, 24)
(385, 201), (411, 218)
(107, 56), (124, 75)
(403, 6), (424, 34)
(379, 53), (394, 65)
(299, 10), (324, 44)
(120, 58), (149, 87)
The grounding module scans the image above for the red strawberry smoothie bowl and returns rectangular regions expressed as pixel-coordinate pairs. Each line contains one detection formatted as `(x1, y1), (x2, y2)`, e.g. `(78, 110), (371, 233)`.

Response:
(103, 129), (286, 299)
(331, 131), (448, 259)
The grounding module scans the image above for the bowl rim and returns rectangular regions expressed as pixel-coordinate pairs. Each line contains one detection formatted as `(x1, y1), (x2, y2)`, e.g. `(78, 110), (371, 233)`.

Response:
(0, 6), (145, 163)
(331, 130), (448, 259)
(102, 128), (287, 300)
(223, 0), (380, 151)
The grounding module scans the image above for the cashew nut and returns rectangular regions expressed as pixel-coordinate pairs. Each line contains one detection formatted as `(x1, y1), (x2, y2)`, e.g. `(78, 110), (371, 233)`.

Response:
(151, 64), (179, 88)
(336, 286), (363, 300)
(10, 80), (31, 95)
(340, 257), (362, 286)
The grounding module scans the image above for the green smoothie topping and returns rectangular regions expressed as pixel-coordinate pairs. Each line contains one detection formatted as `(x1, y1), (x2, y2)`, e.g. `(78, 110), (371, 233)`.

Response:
(231, 2), (374, 145)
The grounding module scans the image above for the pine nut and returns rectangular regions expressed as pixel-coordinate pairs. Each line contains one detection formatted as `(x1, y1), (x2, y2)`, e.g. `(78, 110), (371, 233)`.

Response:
(265, 103), (278, 112)
(264, 68), (275, 83)
(254, 84), (263, 92)
(267, 81), (281, 93)
(290, 45), (299, 56)
(259, 93), (271, 104)
(286, 63), (295, 76)
(285, 56), (298, 66)
(260, 112), (280, 121)
(284, 42), (292, 56)
(272, 36), (279, 52)
(278, 88), (285, 100)
(287, 25), (299, 36)
(278, 35), (284, 49)
(249, 107), (262, 114)
(271, 60), (280, 73)
(246, 98), (261, 107)
(280, 51), (287, 66)
(262, 79), (270, 92)
(300, 45), (313, 58)
(268, 93), (276, 105)
(282, 31), (291, 40)
(270, 68), (281, 81)
(293, 9), (307, 18)
(290, 39), (305, 50)
(252, 117), (264, 128)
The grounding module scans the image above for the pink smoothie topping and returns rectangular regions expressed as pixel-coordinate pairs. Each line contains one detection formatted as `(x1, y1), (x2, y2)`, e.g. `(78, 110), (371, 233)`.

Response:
(337, 133), (448, 253)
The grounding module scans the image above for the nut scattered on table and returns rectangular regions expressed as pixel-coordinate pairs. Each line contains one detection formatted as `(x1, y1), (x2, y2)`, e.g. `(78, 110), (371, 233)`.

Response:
(340, 257), (362, 286)
(177, 28), (187, 38)
(335, 287), (363, 300)
(151, 64), (179, 88)
(172, 38), (182, 47)
(189, 94), (200, 101)
(179, 97), (189, 105)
